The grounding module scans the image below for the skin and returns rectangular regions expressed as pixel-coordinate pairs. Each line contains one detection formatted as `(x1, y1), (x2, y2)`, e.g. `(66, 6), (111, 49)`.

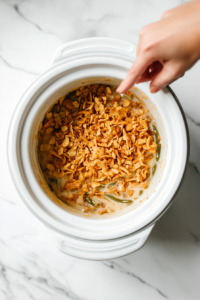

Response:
(117, 0), (200, 94)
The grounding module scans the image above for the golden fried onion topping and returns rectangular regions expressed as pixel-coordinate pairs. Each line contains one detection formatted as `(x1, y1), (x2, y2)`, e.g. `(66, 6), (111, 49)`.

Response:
(38, 84), (157, 196)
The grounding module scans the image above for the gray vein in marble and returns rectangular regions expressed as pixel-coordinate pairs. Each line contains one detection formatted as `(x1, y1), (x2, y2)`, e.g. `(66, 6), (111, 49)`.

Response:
(0, 196), (16, 205)
(87, 13), (120, 23)
(5, 251), (54, 296)
(0, 238), (8, 247)
(103, 261), (168, 298)
(189, 232), (200, 247)
(0, 240), (83, 300)
(3, 0), (63, 41)
(18, 283), (37, 300)
(0, 262), (38, 300)
(122, 258), (129, 265)
(0, 55), (39, 76)
(0, 260), (84, 300)
(185, 113), (200, 126)
(189, 162), (200, 176)
(0, 261), (12, 299)
(2, 0), (42, 33)
(0, 289), (7, 297)
(13, 2), (43, 32)
(152, 256), (167, 272)
(9, 232), (38, 239)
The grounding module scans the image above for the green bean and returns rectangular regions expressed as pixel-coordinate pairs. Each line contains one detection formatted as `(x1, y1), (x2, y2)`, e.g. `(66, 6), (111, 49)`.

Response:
(108, 182), (116, 187)
(97, 184), (106, 190)
(97, 182), (116, 191)
(152, 125), (161, 162)
(156, 144), (161, 162)
(106, 194), (132, 204)
(151, 164), (157, 176)
(152, 125), (159, 143)
(97, 181), (116, 190)
(139, 190), (143, 196)
(85, 196), (95, 206)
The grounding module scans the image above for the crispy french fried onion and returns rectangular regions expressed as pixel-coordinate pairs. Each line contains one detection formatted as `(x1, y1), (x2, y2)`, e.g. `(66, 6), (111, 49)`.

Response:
(38, 84), (157, 210)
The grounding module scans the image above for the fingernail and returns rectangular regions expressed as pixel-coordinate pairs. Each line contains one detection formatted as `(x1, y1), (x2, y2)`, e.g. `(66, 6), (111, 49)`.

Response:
(150, 86), (160, 93)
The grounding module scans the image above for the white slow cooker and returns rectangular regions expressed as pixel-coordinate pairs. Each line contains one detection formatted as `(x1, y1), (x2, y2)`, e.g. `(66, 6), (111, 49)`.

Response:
(7, 38), (189, 260)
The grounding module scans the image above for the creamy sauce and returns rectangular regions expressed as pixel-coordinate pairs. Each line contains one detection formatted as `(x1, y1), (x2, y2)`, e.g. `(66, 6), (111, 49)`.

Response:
(37, 84), (161, 215)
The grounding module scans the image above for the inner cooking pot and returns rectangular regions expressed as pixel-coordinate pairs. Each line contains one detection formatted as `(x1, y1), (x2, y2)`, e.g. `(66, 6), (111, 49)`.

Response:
(7, 38), (189, 259)
(31, 77), (166, 218)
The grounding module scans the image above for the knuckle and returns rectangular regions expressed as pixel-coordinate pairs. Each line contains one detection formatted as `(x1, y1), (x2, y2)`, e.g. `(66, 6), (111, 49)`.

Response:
(172, 66), (183, 78)
(128, 67), (137, 76)
(165, 63), (182, 80)
(139, 26), (156, 55)
(153, 80), (165, 89)
(141, 42), (154, 54)
(154, 65), (183, 88)
(139, 26), (149, 37)
(180, 72), (185, 78)
(162, 10), (172, 19)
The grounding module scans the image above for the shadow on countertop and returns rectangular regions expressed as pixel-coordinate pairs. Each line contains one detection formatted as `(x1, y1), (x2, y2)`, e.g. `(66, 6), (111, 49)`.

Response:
(112, 162), (200, 266)
(102, 164), (200, 299)
(149, 163), (200, 246)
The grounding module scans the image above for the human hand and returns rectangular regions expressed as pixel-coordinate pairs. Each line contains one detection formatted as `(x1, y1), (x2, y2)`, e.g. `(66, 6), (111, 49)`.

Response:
(117, 0), (200, 94)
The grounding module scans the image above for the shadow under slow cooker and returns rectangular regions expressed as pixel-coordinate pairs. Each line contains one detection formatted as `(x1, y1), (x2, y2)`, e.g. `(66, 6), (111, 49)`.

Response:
(150, 163), (200, 246)
(102, 164), (200, 298)
(115, 162), (200, 257)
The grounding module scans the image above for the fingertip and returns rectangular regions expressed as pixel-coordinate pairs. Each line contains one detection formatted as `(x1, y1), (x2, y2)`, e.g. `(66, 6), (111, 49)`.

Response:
(136, 79), (142, 84)
(150, 85), (160, 93)
(117, 81), (128, 94)
(116, 86), (122, 93)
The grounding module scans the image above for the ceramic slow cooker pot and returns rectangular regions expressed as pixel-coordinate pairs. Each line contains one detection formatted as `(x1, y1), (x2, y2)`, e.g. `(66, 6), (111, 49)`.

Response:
(7, 38), (189, 260)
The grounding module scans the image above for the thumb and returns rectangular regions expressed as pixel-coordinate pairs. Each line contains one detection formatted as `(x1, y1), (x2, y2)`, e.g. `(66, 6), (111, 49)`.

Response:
(150, 62), (183, 93)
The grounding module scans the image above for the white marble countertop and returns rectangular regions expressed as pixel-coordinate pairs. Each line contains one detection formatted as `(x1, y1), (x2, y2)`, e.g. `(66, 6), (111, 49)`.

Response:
(0, 0), (200, 299)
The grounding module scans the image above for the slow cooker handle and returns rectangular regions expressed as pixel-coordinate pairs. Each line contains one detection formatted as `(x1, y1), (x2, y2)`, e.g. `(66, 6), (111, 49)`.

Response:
(51, 38), (137, 66)
(48, 224), (155, 260)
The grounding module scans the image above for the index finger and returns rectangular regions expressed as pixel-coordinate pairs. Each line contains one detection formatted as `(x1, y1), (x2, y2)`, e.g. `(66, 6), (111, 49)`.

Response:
(117, 54), (153, 93)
